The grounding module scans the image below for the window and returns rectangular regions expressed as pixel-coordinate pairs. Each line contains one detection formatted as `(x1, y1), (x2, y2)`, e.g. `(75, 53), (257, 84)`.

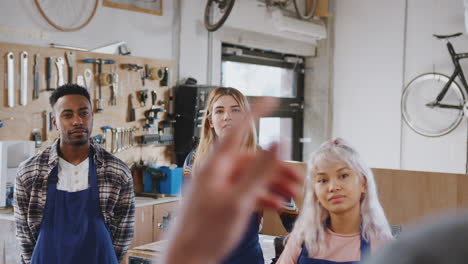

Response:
(221, 44), (304, 161)
(222, 61), (296, 98)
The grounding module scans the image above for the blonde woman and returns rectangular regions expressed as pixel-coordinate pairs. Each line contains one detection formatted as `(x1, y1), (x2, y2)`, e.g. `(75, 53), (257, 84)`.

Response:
(278, 138), (393, 264)
(183, 87), (299, 264)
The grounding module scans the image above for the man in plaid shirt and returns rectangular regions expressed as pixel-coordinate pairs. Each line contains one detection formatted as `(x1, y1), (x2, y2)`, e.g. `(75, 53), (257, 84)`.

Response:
(14, 84), (135, 264)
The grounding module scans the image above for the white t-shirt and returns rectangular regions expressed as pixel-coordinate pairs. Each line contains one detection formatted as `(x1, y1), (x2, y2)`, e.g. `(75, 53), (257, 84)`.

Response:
(57, 157), (90, 192)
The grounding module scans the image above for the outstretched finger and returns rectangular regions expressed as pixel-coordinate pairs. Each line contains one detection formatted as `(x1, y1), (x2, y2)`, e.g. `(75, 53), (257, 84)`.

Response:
(207, 97), (279, 164)
(232, 143), (280, 196)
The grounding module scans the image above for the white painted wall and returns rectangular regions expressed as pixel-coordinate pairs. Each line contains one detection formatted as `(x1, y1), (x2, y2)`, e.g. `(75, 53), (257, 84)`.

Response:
(179, 0), (325, 85)
(332, 0), (468, 173)
(401, 0), (468, 173)
(1, 0), (325, 164)
(332, 0), (406, 169)
(0, 0), (176, 60)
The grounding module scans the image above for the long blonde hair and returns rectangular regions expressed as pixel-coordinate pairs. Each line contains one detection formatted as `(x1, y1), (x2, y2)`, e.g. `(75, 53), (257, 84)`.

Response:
(290, 138), (393, 255)
(193, 87), (257, 170)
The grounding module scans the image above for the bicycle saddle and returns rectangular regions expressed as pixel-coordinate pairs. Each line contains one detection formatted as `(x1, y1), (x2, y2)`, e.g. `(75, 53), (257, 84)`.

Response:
(433, 33), (463, 39)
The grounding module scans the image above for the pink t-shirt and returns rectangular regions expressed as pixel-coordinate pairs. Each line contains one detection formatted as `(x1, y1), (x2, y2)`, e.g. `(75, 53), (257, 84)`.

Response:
(277, 229), (389, 264)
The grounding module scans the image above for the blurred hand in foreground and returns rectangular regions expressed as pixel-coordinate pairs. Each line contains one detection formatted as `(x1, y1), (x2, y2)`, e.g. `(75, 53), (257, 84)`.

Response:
(162, 97), (303, 264)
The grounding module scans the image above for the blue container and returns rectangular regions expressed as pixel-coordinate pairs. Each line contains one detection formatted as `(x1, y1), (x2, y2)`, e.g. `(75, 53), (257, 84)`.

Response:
(143, 167), (160, 193)
(158, 166), (183, 195)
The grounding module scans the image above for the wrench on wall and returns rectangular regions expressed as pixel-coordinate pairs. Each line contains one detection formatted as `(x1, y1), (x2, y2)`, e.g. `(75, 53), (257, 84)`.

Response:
(34, 54), (40, 99)
(56, 57), (65, 87)
(20, 51), (28, 106)
(84, 68), (93, 92)
(6, 52), (14, 107)
(66, 51), (75, 84)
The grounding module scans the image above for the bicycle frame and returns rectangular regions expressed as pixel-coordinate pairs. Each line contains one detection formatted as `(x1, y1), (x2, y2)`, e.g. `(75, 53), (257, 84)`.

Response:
(434, 40), (468, 110)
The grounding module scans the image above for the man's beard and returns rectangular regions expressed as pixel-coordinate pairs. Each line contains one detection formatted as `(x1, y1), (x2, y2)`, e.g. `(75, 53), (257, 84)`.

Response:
(69, 138), (89, 146)
(67, 127), (90, 146)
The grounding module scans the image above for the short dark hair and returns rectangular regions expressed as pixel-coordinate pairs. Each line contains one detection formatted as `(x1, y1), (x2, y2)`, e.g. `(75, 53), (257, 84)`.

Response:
(49, 84), (91, 108)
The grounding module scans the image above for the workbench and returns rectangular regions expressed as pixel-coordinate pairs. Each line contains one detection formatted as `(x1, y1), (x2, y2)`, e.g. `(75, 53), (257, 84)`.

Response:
(126, 234), (276, 264)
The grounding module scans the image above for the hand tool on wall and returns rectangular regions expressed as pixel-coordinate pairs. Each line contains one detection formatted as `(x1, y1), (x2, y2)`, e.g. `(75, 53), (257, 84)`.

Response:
(140, 70), (146, 86)
(119, 129), (124, 151)
(121, 63), (143, 72)
(99, 72), (112, 86)
(116, 128), (121, 152)
(121, 129), (127, 151)
(123, 128), (136, 151)
(131, 128), (136, 147)
(33, 54), (40, 99)
(55, 57), (65, 87)
(100, 126), (112, 151)
(160, 67), (169, 87)
(138, 90), (148, 107)
(118, 129), (123, 152)
(127, 129), (132, 149)
(149, 67), (165, 81)
(65, 51), (75, 84)
(113, 128), (122, 153)
(107, 127), (136, 153)
(6, 52), (15, 107)
(121, 63), (145, 86)
(145, 64), (151, 80)
(110, 65), (118, 106)
(129, 128), (135, 149)
(49, 112), (54, 131)
(159, 119), (174, 138)
(20, 51), (28, 106)
(111, 128), (117, 153)
(140, 64), (150, 86)
(43, 111), (48, 141)
(77, 75), (85, 86)
(32, 128), (42, 148)
(83, 68), (93, 92)
(157, 100), (168, 107)
(127, 94), (136, 122)
(119, 44), (131, 55)
(144, 97), (165, 134)
(46, 57), (54, 91)
(145, 108), (165, 125)
(126, 129), (130, 150)
(151, 91), (157, 106)
(83, 58), (116, 112)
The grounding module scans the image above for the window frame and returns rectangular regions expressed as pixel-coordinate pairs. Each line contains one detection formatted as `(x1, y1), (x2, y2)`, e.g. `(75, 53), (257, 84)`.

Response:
(221, 44), (305, 161)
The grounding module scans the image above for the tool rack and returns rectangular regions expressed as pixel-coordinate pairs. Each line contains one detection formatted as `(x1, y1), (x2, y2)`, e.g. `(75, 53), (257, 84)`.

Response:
(0, 41), (176, 165)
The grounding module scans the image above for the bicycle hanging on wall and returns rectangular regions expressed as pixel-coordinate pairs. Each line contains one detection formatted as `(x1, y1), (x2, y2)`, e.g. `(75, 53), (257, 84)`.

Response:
(204, 0), (317, 32)
(401, 33), (468, 137)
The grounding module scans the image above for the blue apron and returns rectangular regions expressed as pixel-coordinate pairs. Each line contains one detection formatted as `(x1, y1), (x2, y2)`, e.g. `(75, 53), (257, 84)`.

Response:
(297, 235), (370, 264)
(221, 212), (264, 264)
(31, 155), (118, 264)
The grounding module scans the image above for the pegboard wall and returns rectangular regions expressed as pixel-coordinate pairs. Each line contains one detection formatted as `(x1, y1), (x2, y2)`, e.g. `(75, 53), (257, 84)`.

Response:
(0, 41), (176, 166)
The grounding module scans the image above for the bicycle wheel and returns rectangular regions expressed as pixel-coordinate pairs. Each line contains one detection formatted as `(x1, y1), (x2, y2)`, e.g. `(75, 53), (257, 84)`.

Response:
(34, 0), (98, 32)
(401, 73), (465, 137)
(292, 0), (316, 20)
(204, 0), (235, 32)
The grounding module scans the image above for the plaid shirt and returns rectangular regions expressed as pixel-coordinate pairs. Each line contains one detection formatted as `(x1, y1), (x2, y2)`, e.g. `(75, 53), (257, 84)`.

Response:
(14, 139), (135, 264)
(182, 150), (299, 232)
